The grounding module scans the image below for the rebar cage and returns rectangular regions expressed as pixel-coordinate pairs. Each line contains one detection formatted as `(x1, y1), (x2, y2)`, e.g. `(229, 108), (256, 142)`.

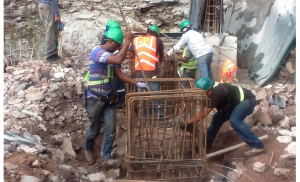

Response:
(125, 80), (209, 181)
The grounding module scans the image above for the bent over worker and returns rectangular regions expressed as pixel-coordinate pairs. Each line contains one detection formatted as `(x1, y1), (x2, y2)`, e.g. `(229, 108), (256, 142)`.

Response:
(129, 25), (165, 118)
(85, 28), (147, 165)
(167, 20), (214, 80)
(188, 78), (265, 158)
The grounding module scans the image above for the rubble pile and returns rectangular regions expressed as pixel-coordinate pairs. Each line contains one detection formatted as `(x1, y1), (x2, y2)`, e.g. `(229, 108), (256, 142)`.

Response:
(4, 60), (124, 182)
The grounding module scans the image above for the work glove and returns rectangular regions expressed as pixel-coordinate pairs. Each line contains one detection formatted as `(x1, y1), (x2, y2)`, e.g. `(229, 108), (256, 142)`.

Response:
(57, 21), (64, 31)
(179, 121), (194, 133)
(137, 82), (147, 89)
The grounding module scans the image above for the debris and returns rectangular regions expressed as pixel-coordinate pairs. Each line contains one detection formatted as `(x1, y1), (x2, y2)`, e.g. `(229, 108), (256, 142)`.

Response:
(269, 150), (274, 165)
(278, 129), (296, 138)
(20, 175), (40, 182)
(78, 167), (88, 175)
(286, 84), (296, 93)
(106, 169), (120, 179)
(48, 174), (60, 182)
(268, 105), (284, 122)
(284, 142), (296, 156)
(25, 92), (45, 101)
(57, 165), (75, 172)
(51, 149), (65, 162)
(264, 84), (272, 89)
(16, 82), (30, 93)
(286, 61), (295, 74)
(11, 110), (27, 119)
(256, 89), (267, 101)
(8, 99), (23, 105)
(18, 144), (38, 155)
(276, 136), (292, 144)
(31, 160), (41, 168)
(104, 159), (122, 170)
(87, 172), (106, 182)
(283, 106), (296, 115)
(54, 73), (65, 81)
(4, 131), (39, 146)
(4, 163), (19, 170)
(19, 110), (43, 122)
(278, 115), (290, 130)
(63, 59), (72, 67)
(253, 162), (266, 173)
(50, 83), (60, 92)
(60, 137), (76, 158)
(274, 168), (289, 178)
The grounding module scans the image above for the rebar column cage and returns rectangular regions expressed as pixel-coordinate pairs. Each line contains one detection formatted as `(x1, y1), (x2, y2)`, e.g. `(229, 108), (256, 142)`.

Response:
(125, 80), (209, 181)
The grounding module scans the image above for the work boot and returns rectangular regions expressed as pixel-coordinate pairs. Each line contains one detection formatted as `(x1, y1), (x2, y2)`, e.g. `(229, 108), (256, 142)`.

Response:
(179, 122), (194, 133)
(85, 150), (95, 166)
(243, 148), (265, 158)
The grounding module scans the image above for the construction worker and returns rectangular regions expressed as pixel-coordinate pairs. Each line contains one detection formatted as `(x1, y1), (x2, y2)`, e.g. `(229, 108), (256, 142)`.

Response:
(167, 20), (214, 80)
(175, 46), (198, 88)
(129, 25), (165, 118)
(84, 28), (147, 165)
(38, 0), (61, 61)
(101, 20), (126, 109)
(186, 78), (265, 157)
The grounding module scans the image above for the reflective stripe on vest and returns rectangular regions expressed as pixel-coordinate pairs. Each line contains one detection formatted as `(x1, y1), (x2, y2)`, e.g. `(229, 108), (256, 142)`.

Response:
(181, 47), (197, 69)
(133, 36), (159, 71)
(213, 82), (244, 102)
(84, 65), (113, 85)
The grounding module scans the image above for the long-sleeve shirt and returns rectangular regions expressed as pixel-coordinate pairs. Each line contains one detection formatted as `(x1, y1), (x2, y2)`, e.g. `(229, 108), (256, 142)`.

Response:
(38, 0), (60, 16)
(168, 30), (212, 59)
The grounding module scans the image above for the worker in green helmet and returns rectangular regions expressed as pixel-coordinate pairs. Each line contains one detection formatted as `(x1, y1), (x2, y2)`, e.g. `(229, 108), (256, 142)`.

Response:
(101, 20), (121, 45)
(84, 28), (148, 165)
(167, 20), (214, 80)
(182, 77), (265, 158)
(129, 25), (165, 118)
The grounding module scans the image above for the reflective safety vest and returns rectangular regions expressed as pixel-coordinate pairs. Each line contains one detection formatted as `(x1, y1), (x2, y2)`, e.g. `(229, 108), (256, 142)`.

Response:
(213, 82), (244, 102)
(84, 65), (113, 86)
(133, 36), (159, 71)
(181, 47), (197, 69)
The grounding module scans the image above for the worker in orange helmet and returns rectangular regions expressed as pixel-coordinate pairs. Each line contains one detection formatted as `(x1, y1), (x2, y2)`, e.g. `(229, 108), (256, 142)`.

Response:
(220, 60), (237, 83)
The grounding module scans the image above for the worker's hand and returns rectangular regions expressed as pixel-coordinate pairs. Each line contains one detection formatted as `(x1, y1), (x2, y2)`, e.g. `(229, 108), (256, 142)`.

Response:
(125, 28), (135, 41)
(137, 82), (147, 89)
(54, 15), (61, 23)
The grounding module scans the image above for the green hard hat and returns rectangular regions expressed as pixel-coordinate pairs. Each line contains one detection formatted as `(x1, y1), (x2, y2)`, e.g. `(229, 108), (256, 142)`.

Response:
(106, 20), (118, 27)
(195, 77), (214, 92)
(104, 28), (124, 45)
(180, 20), (192, 31)
(148, 25), (160, 36)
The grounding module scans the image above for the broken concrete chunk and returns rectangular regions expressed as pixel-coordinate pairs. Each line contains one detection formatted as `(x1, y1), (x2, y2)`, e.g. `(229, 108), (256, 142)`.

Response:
(276, 136), (292, 144)
(277, 115), (290, 130)
(268, 105), (284, 122)
(18, 145), (38, 155)
(11, 110), (27, 119)
(20, 175), (40, 182)
(5, 66), (15, 74)
(253, 162), (266, 173)
(51, 149), (65, 162)
(49, 83), (60, 92)
(16, 82), (30, 93)
(274, 168), (289, 178)
(87, 172), (106, 182)
(286, 84), (296, 93)
(78, 167), (88, 175)
(284, 142), (296, 155)
(25, 92), (45, 101)
(4, 163), (19, 170)
(60, 137), (76, 158)
(8, 99), (23, 105)
(57, 165), (75, 172)
(63, 59), (72, 67)
(54, 73), (65, 81)
(106, 169), (120, 180)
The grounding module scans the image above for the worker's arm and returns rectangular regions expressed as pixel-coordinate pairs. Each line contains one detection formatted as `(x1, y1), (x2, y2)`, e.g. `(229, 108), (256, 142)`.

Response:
(188, 107), (214, 123)
(167, 33), (188, 56)
(105, 29), (135, 65)
(176, 54), (189, 62)
(114, 67), (137, 85)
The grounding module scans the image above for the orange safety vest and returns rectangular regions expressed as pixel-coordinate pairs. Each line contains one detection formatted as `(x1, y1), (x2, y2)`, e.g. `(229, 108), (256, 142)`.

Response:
(133, 36), (159, 71)
(220, 60), (237, 83)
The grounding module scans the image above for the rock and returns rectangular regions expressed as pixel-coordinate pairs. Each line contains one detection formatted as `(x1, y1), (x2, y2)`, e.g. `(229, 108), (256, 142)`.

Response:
(268, 105), (284, 122)
(288, 99), (295, 105)
(13, 69), (25, 75)
(63, 91), (72, 99)
(11, 110), (26, 119)
(284, 142), (296, 155)
(20, 75), (32, 84)
(286, 61), (295, 73)
(18, 145), (38, 154)
(52, 135), (64, 146)
(291, 127), (296, 133)
(75, 78), (83, 95)
(54, 73), (65, 81)
(26, 92), (45, 101)
(104, 159), (122, 170)
(278, 115), (290, 129)
(16, 82), (30, 92)
(87, 172), (106, 182)
(50, 83), (60, 92)
(245, 106), (262, 128)
(227, 169), (242, 181)
(274, 168), (289, 178)
(31, 160), (41, 168)
(51, 149), (65, 161)
(252, 162), (266, 173)
(283, 106), (296, 115)
(286, 84), (296, 93)
(256, 89), (267, 101)
(57, 165), (75, 172)
(106, 169), (120, 179)
(276, 136), (292, 144)
(34, 66), (43, 79)
(278, 129), (296, 138)
(63, 59), (72, 67)
(78, 167), (88, 175)
(48, 174), (60, 182)
(20, 175), (40, 182)
(8, 99), (23, 105)
(4, 163), (19, 170)
(5, 66), (14, 73)
(60, 137), (76, 158)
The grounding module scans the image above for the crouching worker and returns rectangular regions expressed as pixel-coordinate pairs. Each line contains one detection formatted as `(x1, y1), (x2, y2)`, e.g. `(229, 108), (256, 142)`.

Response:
(185, 78), (265, 158)
(84, 28), (147, 165)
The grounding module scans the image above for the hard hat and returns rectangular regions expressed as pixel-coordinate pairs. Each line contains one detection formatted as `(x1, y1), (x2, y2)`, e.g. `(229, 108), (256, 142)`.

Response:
(104, 28), (124, 45)
(106, 20), (121, 30)
(195, 77), (214, 91)
(147, 25), (160, 36)
(180, 20), (192, 31)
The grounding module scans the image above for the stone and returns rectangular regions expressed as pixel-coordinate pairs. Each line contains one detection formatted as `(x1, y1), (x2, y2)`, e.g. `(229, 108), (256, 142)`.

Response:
(245, 106), (262, 128)
(58, 115), (65, 122)
(48, 174), (60, 182)
(63, 91), (72, 99)
(20, 175), (40, 182)
(52, 135), (64, 146)
(278, 115), (290, 129)
(57, 165), (75, 172)
(18, 145), (38, 154)
(75, 78), (83, 95)
(278, 129), (296, 138)
(268, 105), (284, 122)
(19, 75), (32, 84)
(283, 106), (296, 116)
(106, 169), (120, 179)
(286, 84), (296, 93)
(13, 69), (25, 75)
(8, 99), (23, 105)
(78, 167), (88, 175)
(5, 66), (14, 73)
(264, 84), (272, 89)
(11, 110), (26, 119)
(227, 170), (242, 181)
(50, 83), (60, 92)
(63, 59), (72, 67)
(252, 162), (266, 172)
(34, 66), (43, 79)
(284, 142), (296, 155)
(31, 160), (41, 168)
(54, 73), (65, 81)
(60, 137), (76, 158)
(288, 99), (295, 105)
(274, 168), (289, 178)
(26, 92), (45, 101)
(4, 163), (19, 170)
(286, 61), (295, 73)
(276, 136), (292, 144)
(87, 172), (106, 182)
(256, 89), (267, 101)
(16, 82), (30, 92)
(291, 127), (296, 133)
(51, 149), (65, 161)
(104, 159), (122, 170)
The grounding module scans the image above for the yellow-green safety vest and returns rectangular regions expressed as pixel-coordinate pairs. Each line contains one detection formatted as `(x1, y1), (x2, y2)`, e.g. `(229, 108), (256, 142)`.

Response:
(84, 65), (114, 86)
(181, 47), (198, 69)
(213, 82), (244, 102)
